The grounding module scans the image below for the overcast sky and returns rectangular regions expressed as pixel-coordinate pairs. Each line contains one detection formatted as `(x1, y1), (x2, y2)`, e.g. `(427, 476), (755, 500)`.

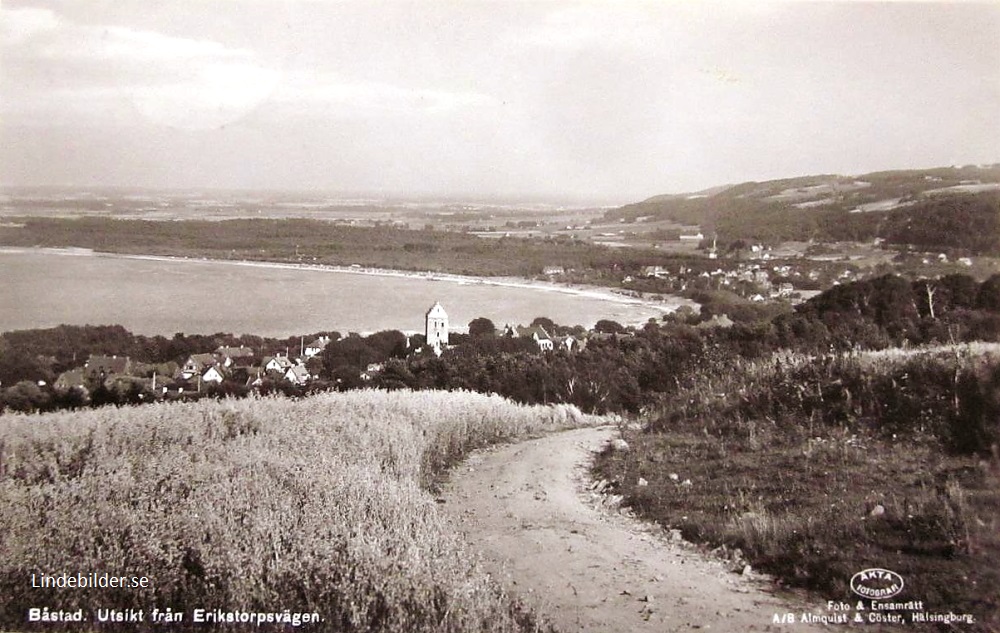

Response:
(1, 1), (998, 203)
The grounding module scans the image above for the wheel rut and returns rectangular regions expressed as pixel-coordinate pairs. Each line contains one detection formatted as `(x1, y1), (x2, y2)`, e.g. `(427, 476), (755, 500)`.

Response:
(441, 426), (830, 632)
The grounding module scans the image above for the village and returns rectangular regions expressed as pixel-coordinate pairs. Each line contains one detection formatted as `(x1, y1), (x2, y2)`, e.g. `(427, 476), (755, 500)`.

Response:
(45, 302), (607, 403)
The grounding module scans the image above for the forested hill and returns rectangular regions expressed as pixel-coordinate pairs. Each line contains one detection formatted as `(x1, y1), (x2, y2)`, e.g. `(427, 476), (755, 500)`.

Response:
(607, 165), (1000, 251)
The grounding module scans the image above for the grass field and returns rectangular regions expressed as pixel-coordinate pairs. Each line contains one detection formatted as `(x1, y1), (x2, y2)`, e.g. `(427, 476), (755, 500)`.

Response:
(0, 390), (597, 632)
(595, 344), (1000, 630)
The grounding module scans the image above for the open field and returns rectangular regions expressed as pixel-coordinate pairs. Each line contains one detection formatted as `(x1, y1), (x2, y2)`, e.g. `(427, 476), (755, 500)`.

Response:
(595, 344), (1000, 630)
(0, 390), (600, 632)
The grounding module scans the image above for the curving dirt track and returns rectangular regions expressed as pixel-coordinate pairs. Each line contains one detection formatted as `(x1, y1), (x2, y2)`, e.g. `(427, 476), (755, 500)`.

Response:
(442, 426), (830, 632)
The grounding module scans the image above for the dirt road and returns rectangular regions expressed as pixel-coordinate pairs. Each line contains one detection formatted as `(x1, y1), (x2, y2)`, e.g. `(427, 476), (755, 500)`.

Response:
(442, 426), (831, 632)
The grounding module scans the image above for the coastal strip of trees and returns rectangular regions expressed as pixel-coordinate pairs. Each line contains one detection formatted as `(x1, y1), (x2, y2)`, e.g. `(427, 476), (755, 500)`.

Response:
(0, 217), (700, 284)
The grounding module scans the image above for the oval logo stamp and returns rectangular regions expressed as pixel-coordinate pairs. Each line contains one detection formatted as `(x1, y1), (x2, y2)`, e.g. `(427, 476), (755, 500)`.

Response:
(850, 568), (904, 599)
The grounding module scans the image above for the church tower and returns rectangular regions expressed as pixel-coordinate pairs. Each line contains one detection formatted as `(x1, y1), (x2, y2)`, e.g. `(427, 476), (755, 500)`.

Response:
(425, 302), (449, 350)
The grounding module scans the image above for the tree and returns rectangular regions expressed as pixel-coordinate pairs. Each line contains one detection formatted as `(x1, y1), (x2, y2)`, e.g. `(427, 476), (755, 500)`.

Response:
(939, 274), (979, 310)
(468, 317), (497, 338)
(977, 274), (1000, 312)
(530, 317), (557, 332)
(594, 319), (626, 334)
(869, 275), (917, 329)
(1, 381), (49, 413)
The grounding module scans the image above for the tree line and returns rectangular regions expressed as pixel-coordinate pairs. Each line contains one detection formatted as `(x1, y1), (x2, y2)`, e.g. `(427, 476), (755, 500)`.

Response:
(7, 272), (1000, 415)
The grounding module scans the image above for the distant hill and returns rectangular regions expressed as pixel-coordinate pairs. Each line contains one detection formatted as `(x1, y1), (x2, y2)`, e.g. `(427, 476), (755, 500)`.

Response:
(607, 165), (1000, 251)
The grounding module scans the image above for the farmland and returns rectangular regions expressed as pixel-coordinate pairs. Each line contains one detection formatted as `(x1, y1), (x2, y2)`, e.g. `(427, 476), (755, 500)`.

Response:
(0, 390), (599, 632)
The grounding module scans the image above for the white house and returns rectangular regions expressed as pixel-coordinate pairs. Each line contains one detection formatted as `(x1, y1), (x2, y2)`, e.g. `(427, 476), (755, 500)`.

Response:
(284, 365), (310, 386)
(202, 366), (227, 384)
(304, 336), (332, 358)
(214, 346), (254, 367)
(182, 353), (217, 379)
(513, 325), (554, 351)
(263, 355), (294, 373)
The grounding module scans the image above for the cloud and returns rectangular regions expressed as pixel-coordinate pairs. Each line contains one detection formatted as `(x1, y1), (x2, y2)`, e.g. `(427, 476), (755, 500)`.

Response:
(271, 71), (496, 118)
(1, 6), (494, 130)
(510, 4), (661, 51)
(1, 6), (280, 129)
(0, 6), (60, 45)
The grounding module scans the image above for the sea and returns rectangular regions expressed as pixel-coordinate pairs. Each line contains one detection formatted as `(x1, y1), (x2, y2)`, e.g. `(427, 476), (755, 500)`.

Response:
(0, 248), (682, 337)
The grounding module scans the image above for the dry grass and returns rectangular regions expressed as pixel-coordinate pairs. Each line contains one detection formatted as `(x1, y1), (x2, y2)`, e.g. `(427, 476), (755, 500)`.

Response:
(597, 344), (1000, 630)
(0, 390), (597, 632)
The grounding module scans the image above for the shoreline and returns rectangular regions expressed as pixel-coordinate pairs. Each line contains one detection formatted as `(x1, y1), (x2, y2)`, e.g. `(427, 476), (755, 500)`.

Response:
(1, 246), (695, 327)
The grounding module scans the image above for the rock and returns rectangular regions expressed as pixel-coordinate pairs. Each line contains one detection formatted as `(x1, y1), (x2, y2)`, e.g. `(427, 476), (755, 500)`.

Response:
(869, 504), (886, 517)
(637, 477), (649, 487)
(741, 564), (752, 576)
(669, 528), (684, 542)
(611, 438), (630, 452)
(640, 595), (654, 603)
(669, 473), (680, 481)
(681, 479), (693, 487)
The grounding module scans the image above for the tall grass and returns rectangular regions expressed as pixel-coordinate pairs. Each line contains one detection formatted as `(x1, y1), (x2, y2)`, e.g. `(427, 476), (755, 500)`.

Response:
(0, 390), (595, 632)
(597, 343), (1000, 629)
(653, 343), (1000, 454)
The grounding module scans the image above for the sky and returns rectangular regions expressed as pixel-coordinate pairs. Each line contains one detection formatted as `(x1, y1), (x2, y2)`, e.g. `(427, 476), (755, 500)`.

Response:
(1, 1), (998, 203)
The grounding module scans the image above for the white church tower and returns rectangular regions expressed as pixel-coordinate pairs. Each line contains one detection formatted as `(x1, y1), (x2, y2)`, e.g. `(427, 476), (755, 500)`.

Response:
(425, 302), (449, 350)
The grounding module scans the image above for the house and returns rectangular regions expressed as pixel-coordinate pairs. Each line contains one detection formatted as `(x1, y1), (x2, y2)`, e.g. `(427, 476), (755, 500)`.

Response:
(242, 367), (266, 388)
(182, 353), (218, 379)
(552, 335), (586, 353)
(696, 314), (735, 329)
(776, 283), (795, 297)
(512, 325), (554, 351)
(84, 355), (132, 379)
(214, 345), (255, 367)
(284, 365), (311, 386)
(54, 369), (88, 393)
(262, 355), (294, 373)
(304, 336), (333, 358)
(641, 265), (669, 279)
(202, 365), (228, 384)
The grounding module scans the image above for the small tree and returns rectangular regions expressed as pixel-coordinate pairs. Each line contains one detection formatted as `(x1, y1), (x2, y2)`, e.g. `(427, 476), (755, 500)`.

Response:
(530, 317), (557, 332)
(1, 381), (49, 413)
(977, 274), (1000, 312)
(468, 317), (497, 338)
(594, 319), (626, 334)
